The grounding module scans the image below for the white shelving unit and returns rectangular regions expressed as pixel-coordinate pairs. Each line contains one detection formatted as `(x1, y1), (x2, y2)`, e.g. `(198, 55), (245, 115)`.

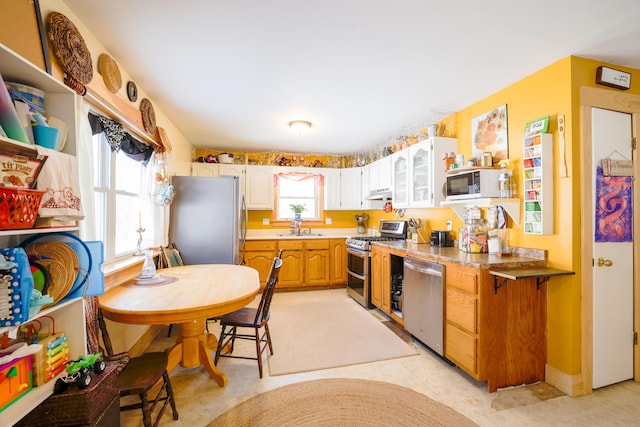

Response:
(0, 43), (86, 426)
(523, 133), (553, 234)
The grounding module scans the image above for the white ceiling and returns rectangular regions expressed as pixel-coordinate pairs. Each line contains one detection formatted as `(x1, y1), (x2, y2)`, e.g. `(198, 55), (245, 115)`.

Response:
(63, 0), (640, 155)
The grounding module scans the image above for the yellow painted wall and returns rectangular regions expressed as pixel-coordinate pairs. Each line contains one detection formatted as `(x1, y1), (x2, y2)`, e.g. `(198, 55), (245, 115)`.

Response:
(416, 56), (640, 377)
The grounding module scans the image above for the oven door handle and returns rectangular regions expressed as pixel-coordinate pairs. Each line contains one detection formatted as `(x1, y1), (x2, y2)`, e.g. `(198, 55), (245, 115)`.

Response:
(346, 247), (368, 257)
(347, 270), (366, 281)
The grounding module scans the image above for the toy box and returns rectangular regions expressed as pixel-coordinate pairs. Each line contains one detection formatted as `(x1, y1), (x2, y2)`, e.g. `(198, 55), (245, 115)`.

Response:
(0, 356), (32, 412)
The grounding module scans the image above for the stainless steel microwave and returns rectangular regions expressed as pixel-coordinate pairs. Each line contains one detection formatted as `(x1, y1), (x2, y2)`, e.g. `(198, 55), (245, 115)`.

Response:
(445, 168), (503, 200)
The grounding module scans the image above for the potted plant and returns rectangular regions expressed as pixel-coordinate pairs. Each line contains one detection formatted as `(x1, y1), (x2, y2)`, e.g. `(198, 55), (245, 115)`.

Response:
(289, 203), (306, 219)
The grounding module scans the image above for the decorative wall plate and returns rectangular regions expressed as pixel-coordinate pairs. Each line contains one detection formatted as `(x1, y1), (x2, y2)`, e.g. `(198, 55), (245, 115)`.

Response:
(47, 12), (93, 84)
(140, 98), (157, 135)
(127, 81), (138, 102)
(157, 126), (172, 153)
(97, 54), (122, 93)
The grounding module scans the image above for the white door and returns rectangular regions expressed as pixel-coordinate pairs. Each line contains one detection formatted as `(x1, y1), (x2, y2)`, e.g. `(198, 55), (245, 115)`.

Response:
(591, 107), (634, 388)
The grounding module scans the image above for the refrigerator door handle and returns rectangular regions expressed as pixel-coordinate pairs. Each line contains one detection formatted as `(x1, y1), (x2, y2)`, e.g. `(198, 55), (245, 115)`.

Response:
(240, 195), (247, 264)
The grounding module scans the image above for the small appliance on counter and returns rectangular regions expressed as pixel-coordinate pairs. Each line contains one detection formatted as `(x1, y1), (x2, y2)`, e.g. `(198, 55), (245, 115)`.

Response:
(430, 230), (453, 247)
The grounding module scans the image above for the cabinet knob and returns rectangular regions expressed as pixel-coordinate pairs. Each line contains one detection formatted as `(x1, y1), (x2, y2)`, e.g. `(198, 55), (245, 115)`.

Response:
(596, 257), (613, 267)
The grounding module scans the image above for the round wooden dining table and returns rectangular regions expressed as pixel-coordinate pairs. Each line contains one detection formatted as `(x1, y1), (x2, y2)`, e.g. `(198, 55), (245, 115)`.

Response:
(99, 264), (260, 387)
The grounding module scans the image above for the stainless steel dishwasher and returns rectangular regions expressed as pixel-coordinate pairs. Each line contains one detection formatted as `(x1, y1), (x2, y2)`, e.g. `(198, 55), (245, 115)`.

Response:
(403, 257), (444, 355)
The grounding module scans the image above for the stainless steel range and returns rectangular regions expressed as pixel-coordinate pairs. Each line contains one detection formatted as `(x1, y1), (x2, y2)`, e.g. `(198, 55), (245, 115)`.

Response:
(346, 220), (407, 308)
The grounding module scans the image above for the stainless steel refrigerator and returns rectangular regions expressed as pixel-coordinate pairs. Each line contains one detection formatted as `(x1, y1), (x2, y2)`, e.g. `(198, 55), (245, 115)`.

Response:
(169, 175), (245, 265)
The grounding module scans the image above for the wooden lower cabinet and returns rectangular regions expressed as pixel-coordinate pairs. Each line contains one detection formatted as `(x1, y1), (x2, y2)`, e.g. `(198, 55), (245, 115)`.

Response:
(243, 240), (277, 289)
(329, 238), (347, 285)
(370, 246), (391, 314)
(276, 239), (337, 289)
(305, 240), (330, 286)
(278, 240), (305, 288)
(443, 261), (547, 392)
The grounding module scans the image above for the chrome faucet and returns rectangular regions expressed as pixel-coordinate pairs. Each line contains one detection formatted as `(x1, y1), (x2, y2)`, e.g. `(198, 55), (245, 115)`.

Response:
(291, 219), (302, 235)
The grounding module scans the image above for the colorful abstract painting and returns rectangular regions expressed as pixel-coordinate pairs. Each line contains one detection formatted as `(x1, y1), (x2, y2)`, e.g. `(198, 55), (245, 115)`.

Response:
(595, 166), (633, 242)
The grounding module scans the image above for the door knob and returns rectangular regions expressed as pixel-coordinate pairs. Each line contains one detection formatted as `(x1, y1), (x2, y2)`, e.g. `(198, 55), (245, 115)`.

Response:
(597, 257), (613, 267)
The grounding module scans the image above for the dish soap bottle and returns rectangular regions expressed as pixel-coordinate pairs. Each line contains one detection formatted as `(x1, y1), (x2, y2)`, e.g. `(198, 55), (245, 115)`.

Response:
(141, 249), (156, 278)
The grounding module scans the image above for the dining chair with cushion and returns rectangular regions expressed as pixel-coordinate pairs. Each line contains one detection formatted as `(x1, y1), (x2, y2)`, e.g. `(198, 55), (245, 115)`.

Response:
(158, 243), (185, 337)
(214, 250), (283, 378)
(85, 297), (179, 427)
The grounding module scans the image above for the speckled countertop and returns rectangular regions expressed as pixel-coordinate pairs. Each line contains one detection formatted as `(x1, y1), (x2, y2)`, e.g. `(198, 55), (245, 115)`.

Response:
(372, 241), (547, 269)
(245, 228), (354, 240)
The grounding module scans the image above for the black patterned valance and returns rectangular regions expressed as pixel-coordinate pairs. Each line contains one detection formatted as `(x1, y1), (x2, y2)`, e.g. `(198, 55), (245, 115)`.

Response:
(88, 112), (153, 165)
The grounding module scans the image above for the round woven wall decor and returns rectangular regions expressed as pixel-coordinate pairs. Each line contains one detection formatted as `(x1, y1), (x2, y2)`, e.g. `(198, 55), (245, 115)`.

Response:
(97, 54), (122, 93)
(140, 98), (157, 135)
(47, 12), (93, 85)
(156, 127), (172, 153)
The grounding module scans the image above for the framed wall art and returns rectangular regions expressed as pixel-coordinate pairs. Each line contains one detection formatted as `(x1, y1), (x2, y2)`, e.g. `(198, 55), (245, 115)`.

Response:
(472, 104), (508, 162)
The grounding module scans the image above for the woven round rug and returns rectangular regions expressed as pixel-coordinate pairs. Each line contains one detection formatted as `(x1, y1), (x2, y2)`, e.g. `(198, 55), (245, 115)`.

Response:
(47, 12), (93, 84)
(209, 378), (478, 426)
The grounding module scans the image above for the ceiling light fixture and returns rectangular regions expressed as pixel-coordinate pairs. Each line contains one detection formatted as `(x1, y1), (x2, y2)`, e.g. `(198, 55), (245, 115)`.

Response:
(289, 120), (312, 135)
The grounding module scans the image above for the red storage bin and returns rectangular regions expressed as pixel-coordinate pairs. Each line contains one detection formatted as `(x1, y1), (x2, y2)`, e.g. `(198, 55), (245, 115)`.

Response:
(0, 188), (44, 230)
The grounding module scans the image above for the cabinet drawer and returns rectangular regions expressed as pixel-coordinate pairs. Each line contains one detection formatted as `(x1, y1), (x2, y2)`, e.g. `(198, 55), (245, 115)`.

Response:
(445, 324), (477, 376)
(244, 240), (277, 251)
(305, 239), (329, 250)
(445, 266), (478, 294)
(446, 288), (477, 334)
(278, 240), (303, 250)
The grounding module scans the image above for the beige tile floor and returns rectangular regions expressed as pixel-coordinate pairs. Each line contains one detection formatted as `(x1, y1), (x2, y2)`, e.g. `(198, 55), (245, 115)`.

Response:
(121, 289), (640, 426)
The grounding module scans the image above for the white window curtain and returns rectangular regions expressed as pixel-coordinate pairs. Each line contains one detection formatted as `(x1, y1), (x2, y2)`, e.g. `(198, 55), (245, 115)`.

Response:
(78, 102), (96, 241)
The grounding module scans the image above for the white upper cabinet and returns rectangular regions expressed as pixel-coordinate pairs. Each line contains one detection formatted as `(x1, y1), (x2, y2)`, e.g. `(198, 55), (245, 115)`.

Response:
(245, 165), (274, 209)
(340, 167), (363, 210)
(409, 137), (457, 207)
(368, 155), (392, 197)
(191, 162), (219, 177)
(391, 150), (409, 208)
(319, 168), (341, 210)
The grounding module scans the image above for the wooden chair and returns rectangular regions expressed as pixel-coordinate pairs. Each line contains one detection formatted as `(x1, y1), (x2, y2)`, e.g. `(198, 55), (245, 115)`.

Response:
(85, 297), (179, 427)
(214, 250), (283, 378)
(158, 244), (184, 337)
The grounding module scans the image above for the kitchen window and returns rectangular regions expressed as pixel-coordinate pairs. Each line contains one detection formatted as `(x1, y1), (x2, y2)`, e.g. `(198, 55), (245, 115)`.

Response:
(92, 133), (153, 259)
(274, 172), (324, 222)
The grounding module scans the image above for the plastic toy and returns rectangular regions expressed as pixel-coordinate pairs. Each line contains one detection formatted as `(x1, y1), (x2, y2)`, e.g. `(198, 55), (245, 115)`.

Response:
(53, 353), (106, 393)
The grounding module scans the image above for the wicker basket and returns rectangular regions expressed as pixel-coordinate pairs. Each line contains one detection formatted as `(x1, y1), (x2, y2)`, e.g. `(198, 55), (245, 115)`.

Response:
(0, 188), (44, 230)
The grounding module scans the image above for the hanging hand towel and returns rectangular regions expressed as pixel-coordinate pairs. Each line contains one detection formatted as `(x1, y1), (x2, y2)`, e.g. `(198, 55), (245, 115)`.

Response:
(35, 146), (84, 220)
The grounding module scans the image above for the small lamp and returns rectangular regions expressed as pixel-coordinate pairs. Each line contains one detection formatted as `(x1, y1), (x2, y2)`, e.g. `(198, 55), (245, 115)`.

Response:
(289, 120), (312, 135)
